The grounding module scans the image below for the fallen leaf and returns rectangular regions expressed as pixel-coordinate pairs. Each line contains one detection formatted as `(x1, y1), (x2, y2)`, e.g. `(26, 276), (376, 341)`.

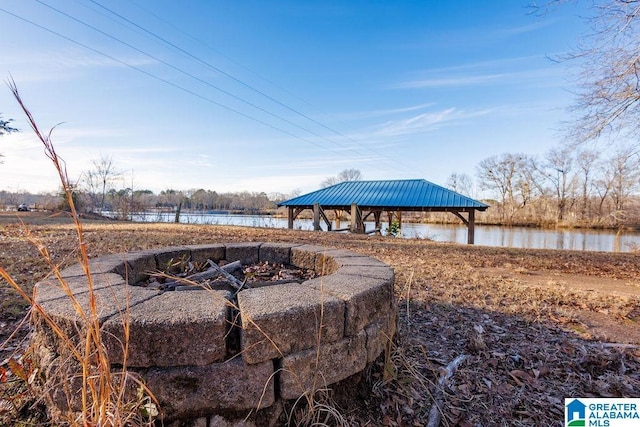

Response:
(509, 369), (534, 386)
(7, 359), (27, 382)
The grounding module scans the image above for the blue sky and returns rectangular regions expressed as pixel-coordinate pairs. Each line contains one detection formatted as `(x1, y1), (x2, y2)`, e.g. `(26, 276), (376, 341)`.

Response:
(0, 1), (588, 195)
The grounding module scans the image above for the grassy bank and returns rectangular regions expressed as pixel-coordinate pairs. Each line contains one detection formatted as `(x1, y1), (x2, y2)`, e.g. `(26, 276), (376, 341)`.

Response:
(1, 212), (639, 425)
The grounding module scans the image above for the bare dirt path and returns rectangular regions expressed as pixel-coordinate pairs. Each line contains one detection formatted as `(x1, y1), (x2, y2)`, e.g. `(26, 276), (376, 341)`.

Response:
(478, 266), (640, 344)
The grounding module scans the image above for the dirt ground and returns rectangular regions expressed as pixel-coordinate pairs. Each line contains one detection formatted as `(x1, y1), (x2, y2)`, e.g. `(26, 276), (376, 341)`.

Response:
(1, 211), (639, 426)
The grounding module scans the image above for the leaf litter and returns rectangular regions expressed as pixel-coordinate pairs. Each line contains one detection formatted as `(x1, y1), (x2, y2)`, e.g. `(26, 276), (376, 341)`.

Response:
(1, 215), (639, 426)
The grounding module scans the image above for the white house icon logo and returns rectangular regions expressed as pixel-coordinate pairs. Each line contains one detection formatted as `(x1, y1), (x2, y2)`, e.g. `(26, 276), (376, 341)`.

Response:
(566, 399), (586, 426)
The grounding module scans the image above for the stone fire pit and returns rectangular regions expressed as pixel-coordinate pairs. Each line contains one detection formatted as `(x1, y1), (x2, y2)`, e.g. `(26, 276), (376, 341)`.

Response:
(32, 243), (395, 425)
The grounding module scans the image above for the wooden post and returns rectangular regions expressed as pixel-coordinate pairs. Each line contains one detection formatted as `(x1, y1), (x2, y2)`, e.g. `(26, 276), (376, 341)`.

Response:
(313, 203), (321, 231)
(288, 206), (294, 229)
(397, 211), (402, 230)
(174, 201), (182, 223)
(468, 209), (475, 244)
(350, 203), (365, 233)
(374, 211), (382, 230)
(319, 206), (332, 231)
(351, 203), (358, 233)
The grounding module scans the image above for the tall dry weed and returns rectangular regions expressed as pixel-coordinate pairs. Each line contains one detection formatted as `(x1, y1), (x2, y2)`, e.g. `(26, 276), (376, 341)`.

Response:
(0, 79), (156, 426)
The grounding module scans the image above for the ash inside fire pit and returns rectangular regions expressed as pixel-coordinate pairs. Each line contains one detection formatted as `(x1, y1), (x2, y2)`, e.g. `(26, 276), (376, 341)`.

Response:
(145, 259), (317, 292)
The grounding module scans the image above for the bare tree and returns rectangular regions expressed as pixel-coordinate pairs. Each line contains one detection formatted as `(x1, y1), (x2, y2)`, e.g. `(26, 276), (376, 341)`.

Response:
(575, 149), (600, 219)
(594, 161), (614, 218)
(320, 168), (363, 188)
(190, 189), (209, 210)
(553, 0), (640, 142)
(606, 145), (640, 218)
(476, 153), (541, 223)
(543, 146), (576, 221)
(320, 176), (339, 188)
(82, 156), (121, 213)
(337, 168), (363, 182)
(446, 172), (475, 197)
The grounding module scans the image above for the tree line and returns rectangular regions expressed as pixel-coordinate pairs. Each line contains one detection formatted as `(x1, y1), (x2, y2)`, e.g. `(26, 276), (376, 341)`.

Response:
(4, 149), (640, 230)
(448, 142), (640, 229)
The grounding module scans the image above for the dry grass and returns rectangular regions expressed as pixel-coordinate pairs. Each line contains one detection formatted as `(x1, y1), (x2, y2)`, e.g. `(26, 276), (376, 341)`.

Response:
(1, 82), (157, 426)
(2, 219), (639, 425)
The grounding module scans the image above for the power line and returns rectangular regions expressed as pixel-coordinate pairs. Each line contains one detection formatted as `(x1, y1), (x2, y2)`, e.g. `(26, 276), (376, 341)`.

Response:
(35, 0), (368, 156)
(88, 0), (417, 174)
(2, 2), (419, 177)
(0, 6), (330, 152)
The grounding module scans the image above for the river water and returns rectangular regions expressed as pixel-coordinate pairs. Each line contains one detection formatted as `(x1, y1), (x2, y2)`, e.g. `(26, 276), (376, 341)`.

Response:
(126, 212), (640, 253)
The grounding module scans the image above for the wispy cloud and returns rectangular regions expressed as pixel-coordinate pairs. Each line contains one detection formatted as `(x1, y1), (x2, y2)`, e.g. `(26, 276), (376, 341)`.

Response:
(370, 107), (494, 138)
(395, 74), (507, 89)
(495, 19), (556, 37)
(408, 55), (544, 74)
(335, 102), (436, 121)
(186, 154), (213, 168)
(4, 46), (155, 83)
(392, 61), (564, 90)
(393, 18), (557, 51)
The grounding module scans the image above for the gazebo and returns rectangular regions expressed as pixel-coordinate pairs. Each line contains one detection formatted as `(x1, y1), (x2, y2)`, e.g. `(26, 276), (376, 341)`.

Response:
(278, 179), (489, 244)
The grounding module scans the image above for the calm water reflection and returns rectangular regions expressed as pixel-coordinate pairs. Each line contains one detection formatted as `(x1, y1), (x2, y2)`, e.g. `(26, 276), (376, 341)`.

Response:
(128, 212), (640, 253)
(402, 223), (640, 253)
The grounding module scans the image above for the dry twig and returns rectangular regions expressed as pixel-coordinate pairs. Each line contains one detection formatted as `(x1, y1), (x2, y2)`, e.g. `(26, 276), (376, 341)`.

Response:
(426, 354), (469, 427)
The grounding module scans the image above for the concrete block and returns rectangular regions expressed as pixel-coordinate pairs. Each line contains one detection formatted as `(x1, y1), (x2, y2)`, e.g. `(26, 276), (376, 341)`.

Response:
(59, 254), (125, 277)
(364, 316), (395, 363)
(306, 274), (394, 336)
(335, 265), (395, 281)
(326, 255), (389, 268)
(259, 243), (298, 265)
(187, 244), (225, 265)
(103, 290), (231, 368)
(33, 284), (160, 355)
(154, 246), (192, 274)
(225, 243), (261, 264)
(238, 283), (344, 364)
(290, 245), (326, 271)
(146, 358), (275, 420)
(34, 273), (126, 303)
(279, 332), (366, 400)
(314, 249), (369, 274)
(112, 251), (157, 284)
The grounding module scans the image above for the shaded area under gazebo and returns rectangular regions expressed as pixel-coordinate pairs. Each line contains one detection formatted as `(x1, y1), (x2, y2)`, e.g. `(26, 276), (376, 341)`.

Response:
(278, 179), (489, 244)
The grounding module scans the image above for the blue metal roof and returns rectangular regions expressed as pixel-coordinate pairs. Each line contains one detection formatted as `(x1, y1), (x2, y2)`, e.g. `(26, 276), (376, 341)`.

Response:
(278, 179), (488, 210)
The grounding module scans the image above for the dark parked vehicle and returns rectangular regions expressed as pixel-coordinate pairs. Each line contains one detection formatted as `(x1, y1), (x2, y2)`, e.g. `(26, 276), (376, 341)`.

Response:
(17, 204), (30, 211)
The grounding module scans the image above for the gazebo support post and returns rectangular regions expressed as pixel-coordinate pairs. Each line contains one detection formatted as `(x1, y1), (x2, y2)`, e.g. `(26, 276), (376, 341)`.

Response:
(288, 207), (304, 229)
(350, 203), (364, 233)
(313, 203), (321, 231)
(373, 210), (382, 230)
(451, 210), (477, 245)
(319, 205), (332, 231)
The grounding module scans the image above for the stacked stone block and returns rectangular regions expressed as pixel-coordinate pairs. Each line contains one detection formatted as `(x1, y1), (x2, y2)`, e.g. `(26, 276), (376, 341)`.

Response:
(32, 242), (395, 424)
